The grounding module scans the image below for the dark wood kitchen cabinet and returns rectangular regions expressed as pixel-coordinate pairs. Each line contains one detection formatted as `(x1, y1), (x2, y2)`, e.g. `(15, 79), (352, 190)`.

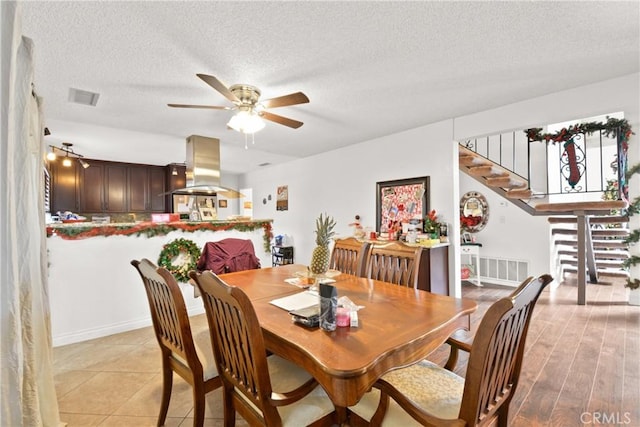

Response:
(50, 159), (168, 214)
(129, 165), (166, 212)
(79, 163), (127, 212)
(50, 161), (79, 213)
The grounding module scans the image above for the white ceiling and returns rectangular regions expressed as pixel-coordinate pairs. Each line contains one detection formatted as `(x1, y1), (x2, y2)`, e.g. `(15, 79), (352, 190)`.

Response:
(20, 1), (640, 174)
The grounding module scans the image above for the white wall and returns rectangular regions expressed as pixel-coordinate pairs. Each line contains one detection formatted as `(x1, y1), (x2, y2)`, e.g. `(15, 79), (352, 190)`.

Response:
(48, 226), (271, 346)
(241, 73), (639, 295)
(44, 73), (640, 303)
(241, 119), (462, 294)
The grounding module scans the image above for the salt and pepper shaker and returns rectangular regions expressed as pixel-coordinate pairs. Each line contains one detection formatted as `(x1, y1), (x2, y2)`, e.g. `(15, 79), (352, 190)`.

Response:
(319, 283), (337, 331)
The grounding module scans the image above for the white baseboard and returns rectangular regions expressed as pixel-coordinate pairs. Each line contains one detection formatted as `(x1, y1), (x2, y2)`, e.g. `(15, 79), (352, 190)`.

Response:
(52, 306), (206, 347)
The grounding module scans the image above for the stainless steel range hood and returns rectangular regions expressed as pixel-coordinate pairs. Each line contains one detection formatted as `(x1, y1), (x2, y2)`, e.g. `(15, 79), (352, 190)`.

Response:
(171, 135), (243, 198)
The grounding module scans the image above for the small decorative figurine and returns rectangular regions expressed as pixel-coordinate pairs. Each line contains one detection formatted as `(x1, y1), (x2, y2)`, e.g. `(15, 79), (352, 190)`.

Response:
(349, 215), (365, 239)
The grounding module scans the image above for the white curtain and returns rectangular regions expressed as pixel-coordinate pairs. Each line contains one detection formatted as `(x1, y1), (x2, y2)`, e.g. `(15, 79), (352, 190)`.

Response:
(1, 2), (62, 426)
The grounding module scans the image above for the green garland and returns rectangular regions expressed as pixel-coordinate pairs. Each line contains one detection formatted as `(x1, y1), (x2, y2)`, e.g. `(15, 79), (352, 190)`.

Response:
(158, 238), (201, 283)
(47, 219), (274, 253)
(526, 117), (633, 146)
(625, 162), (640, 289)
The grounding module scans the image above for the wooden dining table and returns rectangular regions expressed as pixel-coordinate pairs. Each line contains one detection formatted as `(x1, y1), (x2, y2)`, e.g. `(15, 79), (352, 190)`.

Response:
(217, 263), (477, 413)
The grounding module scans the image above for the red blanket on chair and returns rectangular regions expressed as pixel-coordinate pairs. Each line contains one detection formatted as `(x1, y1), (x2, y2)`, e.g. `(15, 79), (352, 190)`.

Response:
(196, 238), (261, 274)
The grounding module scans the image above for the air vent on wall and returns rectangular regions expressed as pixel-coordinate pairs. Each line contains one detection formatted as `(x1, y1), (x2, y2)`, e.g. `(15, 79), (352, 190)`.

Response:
(68, 88), (100, 106)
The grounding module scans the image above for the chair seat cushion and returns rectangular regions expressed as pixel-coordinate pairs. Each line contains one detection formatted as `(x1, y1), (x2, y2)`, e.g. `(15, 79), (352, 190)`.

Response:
(239, 355), (335, 427)
(349, 359), (464, 425)
(193, 329), (218, 380)
(172, 328), (218, 381)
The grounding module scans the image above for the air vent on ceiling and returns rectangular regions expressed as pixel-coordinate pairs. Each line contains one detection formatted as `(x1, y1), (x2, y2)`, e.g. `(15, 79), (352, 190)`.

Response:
(68, 88), (100, 106)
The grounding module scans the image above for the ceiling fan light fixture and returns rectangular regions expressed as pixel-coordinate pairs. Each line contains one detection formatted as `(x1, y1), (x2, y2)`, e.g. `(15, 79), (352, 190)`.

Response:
(227, 109), (265, 134)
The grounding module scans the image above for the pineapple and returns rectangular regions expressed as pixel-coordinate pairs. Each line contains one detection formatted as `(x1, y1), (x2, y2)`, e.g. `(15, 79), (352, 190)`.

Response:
(310, 213), (336, 274)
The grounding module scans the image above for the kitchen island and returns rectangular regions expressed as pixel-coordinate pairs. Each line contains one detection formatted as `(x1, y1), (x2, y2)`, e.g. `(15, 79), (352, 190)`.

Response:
(46, 219), (273, 346)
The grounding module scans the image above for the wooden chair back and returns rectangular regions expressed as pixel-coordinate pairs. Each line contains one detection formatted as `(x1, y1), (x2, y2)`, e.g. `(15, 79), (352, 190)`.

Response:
(459, 274), (553, 426)
(131, 258), (220, 427)
(329, 237), (371, 277)
(190, 270), (301, 426)
(365, 241), (422, 287)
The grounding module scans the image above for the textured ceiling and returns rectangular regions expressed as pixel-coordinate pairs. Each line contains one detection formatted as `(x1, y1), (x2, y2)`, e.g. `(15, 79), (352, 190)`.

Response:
(20, 1), (640, 174)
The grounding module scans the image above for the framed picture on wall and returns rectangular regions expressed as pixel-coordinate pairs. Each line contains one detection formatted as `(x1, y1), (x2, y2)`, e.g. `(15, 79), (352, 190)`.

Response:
(218, 199), (228, 208)
(276, 185), (289, 211)
(198, 207), (217, 220)
(376, 176), (429, 233)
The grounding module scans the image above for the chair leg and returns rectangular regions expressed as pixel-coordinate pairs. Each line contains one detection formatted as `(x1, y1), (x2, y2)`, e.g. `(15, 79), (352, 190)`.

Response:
(497, 405), (510, 427)
(192, 381), (206, 427)
(222, 386), (235, 427)
(444, 346), (459, 371)
(158, 360), (173, 427)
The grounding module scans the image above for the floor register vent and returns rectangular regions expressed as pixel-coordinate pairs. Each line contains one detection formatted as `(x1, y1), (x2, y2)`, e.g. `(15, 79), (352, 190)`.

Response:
(476, 256), (529, 287)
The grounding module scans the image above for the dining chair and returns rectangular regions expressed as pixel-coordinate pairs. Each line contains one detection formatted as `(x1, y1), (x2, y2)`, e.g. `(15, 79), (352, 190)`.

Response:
(189, 270), (337, 427)
(329, 237), (371, 277)
(348, 274), (553, 427)
(444, 274), (553, 372)
(365, 240), (423, 287)
(131, 258), (221, 427)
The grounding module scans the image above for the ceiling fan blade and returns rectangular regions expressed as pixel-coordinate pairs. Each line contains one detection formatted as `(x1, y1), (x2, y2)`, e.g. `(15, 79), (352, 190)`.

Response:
(261, 92), (309, 109)
(260, 111), (304, 129)
(168, 103), (231, 110)
(196, 74), (240, 103)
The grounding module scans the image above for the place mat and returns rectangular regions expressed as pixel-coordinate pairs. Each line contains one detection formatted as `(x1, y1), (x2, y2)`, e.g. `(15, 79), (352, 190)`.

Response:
(270, 291), (319, 311)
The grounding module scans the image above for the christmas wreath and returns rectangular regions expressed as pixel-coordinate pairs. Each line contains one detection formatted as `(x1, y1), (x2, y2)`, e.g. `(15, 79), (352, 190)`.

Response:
(158, 238), (201, 282)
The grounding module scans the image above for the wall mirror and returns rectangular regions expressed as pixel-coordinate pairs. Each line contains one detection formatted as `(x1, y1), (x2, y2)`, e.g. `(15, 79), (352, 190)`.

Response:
(460, 191), (489, 233)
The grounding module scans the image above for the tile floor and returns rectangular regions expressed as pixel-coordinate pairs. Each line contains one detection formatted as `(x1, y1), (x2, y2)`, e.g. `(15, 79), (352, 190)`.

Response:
(53, 276), (639, 426)
(53, 314), (246, 427)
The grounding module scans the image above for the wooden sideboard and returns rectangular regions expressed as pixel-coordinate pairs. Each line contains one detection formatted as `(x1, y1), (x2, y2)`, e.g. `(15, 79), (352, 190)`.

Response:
(416, 244), (450, 295)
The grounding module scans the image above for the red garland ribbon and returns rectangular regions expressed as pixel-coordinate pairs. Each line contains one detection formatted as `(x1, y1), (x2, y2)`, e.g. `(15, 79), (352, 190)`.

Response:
(47, 220), (274, 252)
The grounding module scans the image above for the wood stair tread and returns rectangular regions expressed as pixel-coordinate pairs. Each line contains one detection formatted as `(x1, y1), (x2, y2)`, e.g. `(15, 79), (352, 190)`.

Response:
(505, 189), (534, 199)
(554, 239), (628, 248)
(548, 215), (629, 224)
(560, 258), (626, 268)
(551, 228), (629, 237)
(468, 165), (509, 177)
(459, 155), (491, 167)
(562, 266), (629, 278)
(535, 200), (628, 213)
(484, 176), (527, 188)
(557, 249), (630, 259)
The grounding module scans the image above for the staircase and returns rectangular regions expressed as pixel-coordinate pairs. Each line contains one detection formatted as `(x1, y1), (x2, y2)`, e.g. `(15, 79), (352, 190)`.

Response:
(459, 142), (629, 305)
(549, 215), (630, 279)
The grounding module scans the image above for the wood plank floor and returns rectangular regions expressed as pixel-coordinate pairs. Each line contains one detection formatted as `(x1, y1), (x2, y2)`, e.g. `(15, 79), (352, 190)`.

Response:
(52, 274), (639, 426)
(427, 275), (640, 427)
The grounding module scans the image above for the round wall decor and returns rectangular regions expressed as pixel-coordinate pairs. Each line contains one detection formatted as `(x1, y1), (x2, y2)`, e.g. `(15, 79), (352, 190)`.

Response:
(460, 191), (489, 233)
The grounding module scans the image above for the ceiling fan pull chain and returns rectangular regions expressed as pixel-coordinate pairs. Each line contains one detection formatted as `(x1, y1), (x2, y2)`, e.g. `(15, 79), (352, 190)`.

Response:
(244, 133), (249, 150)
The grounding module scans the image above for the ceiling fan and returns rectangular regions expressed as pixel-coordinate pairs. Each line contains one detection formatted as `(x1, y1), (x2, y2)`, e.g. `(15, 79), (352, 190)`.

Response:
(168, 74), (309, 134)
